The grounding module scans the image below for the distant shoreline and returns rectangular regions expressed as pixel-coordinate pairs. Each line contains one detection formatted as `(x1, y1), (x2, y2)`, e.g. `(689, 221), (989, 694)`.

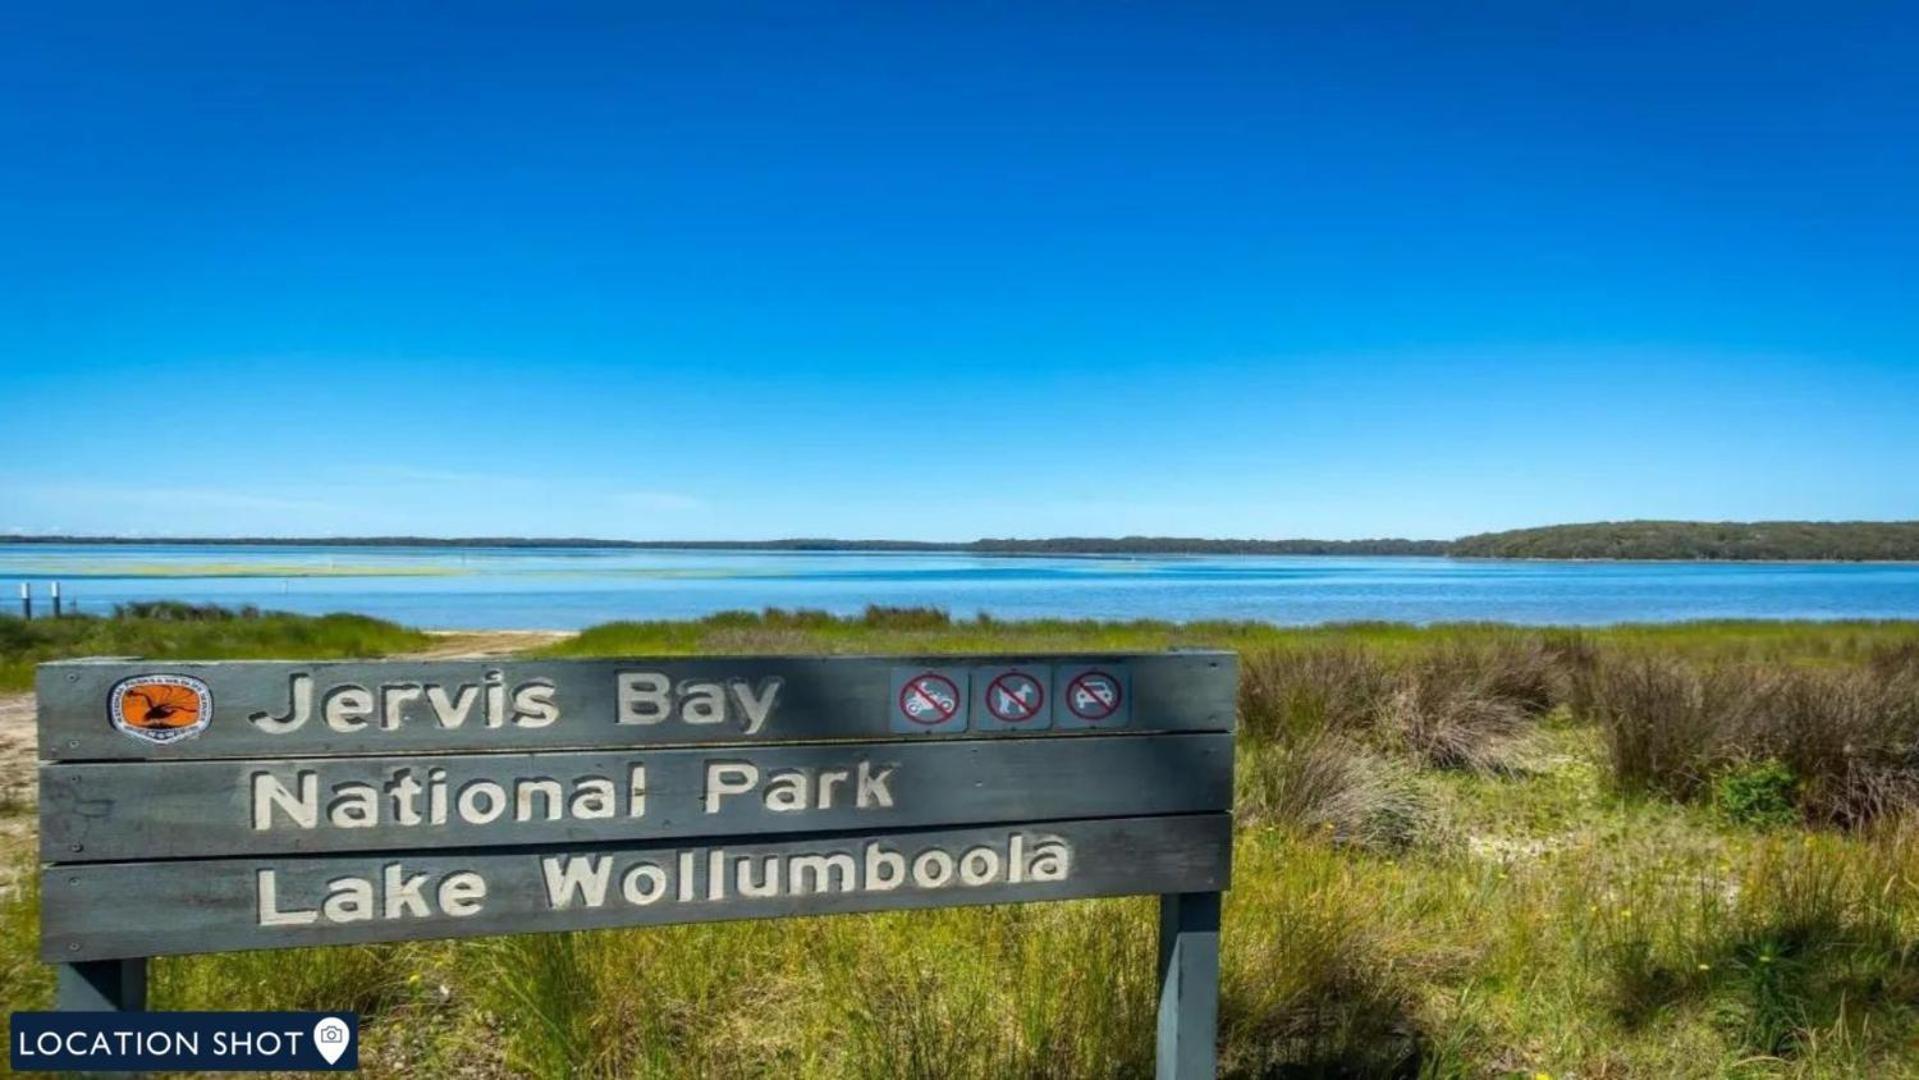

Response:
(0, 534), (1448, 557)
(3, 544), (1918, 567)
(5, 519), (1918, 562)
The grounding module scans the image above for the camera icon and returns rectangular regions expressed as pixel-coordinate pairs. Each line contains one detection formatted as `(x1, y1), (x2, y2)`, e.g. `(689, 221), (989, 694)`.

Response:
(312, 1016), (353, 1065)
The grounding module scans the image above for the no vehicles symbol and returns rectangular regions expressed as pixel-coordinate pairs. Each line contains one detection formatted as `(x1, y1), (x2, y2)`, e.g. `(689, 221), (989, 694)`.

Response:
(986, 672), (1045, 723)
(899, 672), (962, 726)
(1065, 671), (1124, 722)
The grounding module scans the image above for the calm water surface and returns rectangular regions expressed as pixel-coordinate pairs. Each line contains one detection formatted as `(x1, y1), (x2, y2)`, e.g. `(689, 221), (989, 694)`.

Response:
(5, 544), (1919, 630)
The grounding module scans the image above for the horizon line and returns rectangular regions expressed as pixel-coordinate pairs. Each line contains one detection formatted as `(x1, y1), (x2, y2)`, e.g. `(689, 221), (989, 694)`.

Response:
(3, 519), (1918, 552)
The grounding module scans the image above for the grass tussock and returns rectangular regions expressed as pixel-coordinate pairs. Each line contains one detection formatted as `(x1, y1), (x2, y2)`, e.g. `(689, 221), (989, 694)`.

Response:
(1588, 654), (1919, 826)
(1237, 732), (1426, 849)
(1380, 643), (1550, 772)
(1238, 639), (1562, 802)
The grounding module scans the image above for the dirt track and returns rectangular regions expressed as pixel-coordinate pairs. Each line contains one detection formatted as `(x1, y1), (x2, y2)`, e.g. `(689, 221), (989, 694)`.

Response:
(411, 629), (573, 658)
(0, 691), (32, 808)
(0, 692), (36, 885)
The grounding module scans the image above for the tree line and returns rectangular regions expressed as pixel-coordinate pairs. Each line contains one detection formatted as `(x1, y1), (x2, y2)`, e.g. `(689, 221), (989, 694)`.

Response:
(1447, 521), (1919, 561)
(7, 521), (1918, 560)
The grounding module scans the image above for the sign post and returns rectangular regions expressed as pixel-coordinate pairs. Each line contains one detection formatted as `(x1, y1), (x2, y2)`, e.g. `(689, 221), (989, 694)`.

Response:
(38, 652), (1235, 1077)
(1158, 891), (1222, 1078)
(57, 959), (146, 1012)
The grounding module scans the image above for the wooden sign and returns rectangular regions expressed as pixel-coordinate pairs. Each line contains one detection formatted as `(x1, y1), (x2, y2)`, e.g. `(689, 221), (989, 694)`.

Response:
(39, 653), (1236, 1079)
(37, 655), (1232, 759)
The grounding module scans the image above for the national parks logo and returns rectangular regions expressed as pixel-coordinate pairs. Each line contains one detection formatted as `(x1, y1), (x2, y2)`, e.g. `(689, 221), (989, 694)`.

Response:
(108, 674), (213, 745)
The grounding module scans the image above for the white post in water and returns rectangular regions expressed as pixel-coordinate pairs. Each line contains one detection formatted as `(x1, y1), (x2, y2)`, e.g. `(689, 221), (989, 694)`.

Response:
(51, 581), (62, 617)
(17, 582), (29, 621)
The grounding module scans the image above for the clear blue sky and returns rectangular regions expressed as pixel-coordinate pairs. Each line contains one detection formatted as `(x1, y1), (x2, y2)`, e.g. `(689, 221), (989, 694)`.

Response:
(2, 3), (1915, 541)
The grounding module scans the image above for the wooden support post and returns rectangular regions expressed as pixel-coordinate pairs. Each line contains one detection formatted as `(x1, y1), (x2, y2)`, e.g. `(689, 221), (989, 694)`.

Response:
(57, 957), (147, 1010)
(1156, 890), (1221, 1079)
(51, 581), (61, 617)
(18, 583), (29, 621)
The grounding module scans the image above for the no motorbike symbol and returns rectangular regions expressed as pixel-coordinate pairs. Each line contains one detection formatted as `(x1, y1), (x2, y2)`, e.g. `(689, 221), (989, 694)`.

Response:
(898, 672), (962, 725)
(985, 671), (1045, 723)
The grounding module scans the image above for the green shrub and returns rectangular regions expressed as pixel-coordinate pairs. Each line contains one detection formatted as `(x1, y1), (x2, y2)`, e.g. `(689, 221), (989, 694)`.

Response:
(860, 605), (952, 631)
(111, 600), (262, 621)
(1714, 760), (1800, 828)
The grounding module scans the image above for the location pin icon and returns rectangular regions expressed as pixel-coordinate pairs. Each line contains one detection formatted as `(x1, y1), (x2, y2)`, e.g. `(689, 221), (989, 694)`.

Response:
(313, 1016), (351, 1066)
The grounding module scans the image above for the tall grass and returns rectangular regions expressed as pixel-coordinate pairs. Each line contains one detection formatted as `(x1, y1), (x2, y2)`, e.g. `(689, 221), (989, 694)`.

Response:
(0, 608), (431, 691)
(1238, 639), (1562, 771)
(1237, 732), (1426, 849)
(464, 901), (1160, 1078)
(541, 610), (1919, 663)
(1233, 640), (1569, 848)
(1578, 823), (1919, 1062)
(1219, 841), (1432, 1075)
(0, 857), (51, 1028)
(7, 611), (1919, 1075)
(1586, 654), (1919, 825)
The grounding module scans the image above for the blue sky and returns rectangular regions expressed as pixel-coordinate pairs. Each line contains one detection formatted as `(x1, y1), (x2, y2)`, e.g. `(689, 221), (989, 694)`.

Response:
(2, 3), (1915, 541)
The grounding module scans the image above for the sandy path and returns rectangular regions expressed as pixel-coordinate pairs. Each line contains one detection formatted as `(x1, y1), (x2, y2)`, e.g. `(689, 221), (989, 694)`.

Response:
(0, 692), (36, 883)
(0, 690), (33, 804)
(408, 629), (573, 659)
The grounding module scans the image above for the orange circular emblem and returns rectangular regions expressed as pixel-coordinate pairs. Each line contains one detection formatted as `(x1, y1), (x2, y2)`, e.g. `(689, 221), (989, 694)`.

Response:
(109, 674), (213, 745)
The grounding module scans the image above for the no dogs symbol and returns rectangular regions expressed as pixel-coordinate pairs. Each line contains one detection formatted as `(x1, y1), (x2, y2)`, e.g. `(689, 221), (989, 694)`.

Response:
(985, 671), (1045, 724)
(1065, 671), (1123, 722)
(898, 672), (962, 726)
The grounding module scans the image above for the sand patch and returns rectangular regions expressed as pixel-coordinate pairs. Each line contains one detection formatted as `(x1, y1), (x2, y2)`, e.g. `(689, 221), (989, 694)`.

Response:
(406, 630), (574, 659)
(0, 692), (34, 811)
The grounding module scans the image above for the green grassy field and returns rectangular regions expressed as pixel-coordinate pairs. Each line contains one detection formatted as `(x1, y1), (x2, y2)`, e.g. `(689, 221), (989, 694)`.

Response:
(4, 608), (1919, 1077)
(0, 601), (432, 692)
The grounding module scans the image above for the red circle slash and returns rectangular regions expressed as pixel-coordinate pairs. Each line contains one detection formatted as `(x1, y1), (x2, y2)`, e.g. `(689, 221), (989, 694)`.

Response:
(985, 671), (1045, 722)
(1065, 671), (1123, 720)
(899, 672), (961, 725)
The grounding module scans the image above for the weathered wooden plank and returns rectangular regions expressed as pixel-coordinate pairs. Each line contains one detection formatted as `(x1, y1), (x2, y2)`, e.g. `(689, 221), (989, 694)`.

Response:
(42, 814), (1232, 961)
(37, 653), (1236, 761)
(41, 733), (1234, 862)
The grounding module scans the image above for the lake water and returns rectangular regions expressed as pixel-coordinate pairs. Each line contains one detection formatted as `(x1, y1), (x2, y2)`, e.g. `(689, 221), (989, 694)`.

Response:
(4, 543), (1919, 629)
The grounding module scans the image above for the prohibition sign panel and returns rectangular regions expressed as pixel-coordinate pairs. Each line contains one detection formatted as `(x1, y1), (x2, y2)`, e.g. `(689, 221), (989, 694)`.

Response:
(972, 665), (1053, 731)
(1054, 664), (1132, 729)
(888, 666), (971, 734)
